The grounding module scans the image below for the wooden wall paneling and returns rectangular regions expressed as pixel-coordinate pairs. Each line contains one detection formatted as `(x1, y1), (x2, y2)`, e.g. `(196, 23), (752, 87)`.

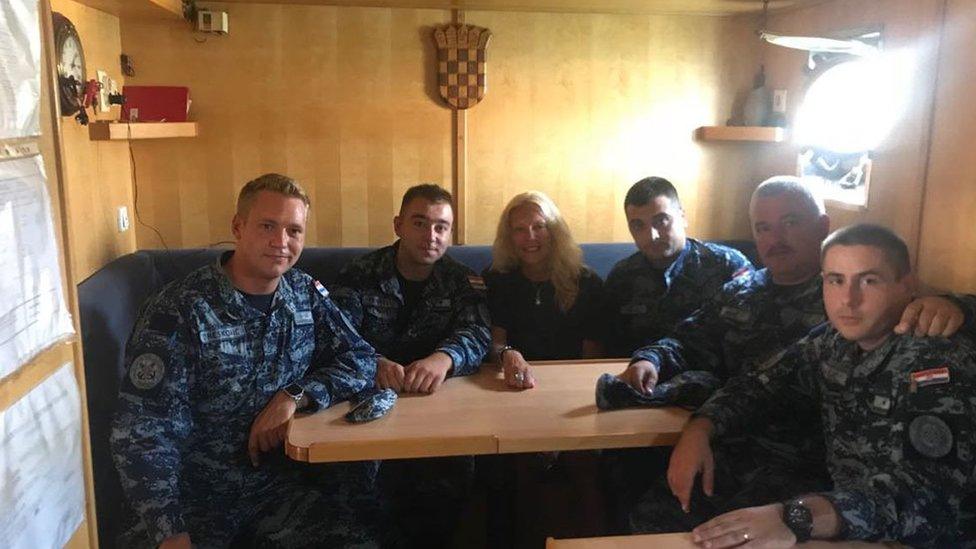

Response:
(753, 0), (946, 259)
(214, 0), (826, 17)
(462, 10), (759, 244)
(51, 0), (137, 280)
(917, 0), (976, 292)
(120, 3), (453, 248)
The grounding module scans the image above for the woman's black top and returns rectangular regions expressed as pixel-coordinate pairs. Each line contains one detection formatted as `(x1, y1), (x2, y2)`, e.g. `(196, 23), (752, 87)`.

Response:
(483, 267), (605, 361)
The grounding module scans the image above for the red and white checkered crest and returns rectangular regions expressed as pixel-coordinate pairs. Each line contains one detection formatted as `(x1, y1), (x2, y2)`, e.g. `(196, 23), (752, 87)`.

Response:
(434, 24), (491, 110)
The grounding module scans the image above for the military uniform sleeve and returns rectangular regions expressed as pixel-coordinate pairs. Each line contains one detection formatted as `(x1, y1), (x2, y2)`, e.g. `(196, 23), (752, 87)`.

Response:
(694, 333), (820, 438)
(601, 264), (628, 356)
(720, 247), (753, 278)
(945, 293), (976, 336)
(330, 265), (366, 331)
(822, 352), (976, 544)
(434, 271), (491, 377)
(483, 270), (511, 331)
(630, 287), (734, 381)
(110, 295), (194, 545)
(303, 283), (378, 411)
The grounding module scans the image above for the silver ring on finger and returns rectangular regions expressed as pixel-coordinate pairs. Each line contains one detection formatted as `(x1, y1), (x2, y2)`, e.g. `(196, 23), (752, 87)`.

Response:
(742, 531), (750, 541)
(514, 371), (524, 383)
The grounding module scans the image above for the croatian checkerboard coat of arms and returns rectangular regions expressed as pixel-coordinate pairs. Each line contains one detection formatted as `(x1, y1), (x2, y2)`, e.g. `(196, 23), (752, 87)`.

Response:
(434, 24), (492, 109)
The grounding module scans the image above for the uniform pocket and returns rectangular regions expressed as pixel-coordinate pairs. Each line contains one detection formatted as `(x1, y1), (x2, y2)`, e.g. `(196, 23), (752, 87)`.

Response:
(198, 325), (250, 414)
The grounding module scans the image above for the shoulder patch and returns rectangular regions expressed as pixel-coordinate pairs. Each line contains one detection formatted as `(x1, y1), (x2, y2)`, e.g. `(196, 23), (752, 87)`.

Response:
(313, 280), (330, 298)
(467, 275), (487, 291)
(908, 414), (953, 458)
(129, 353), (165, 390)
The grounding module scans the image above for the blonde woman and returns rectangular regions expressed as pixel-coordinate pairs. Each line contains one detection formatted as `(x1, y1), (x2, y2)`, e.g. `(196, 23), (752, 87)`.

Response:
(483, 191), (608, 545)
(485, 191), (605, 389)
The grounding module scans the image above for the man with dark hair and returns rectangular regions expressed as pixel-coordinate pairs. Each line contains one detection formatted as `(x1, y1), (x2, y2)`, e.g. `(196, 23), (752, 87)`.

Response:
(621, 177), (971, 534)
(111, 173), (381, 548)
(682, 224), (976, 548)
(604, 176), (752, 357)
(332, 183), (490, 548)
(333, 183), (490, 394)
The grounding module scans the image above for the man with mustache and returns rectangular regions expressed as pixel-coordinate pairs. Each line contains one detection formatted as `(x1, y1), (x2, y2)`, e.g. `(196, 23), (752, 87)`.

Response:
(332, 183), (490, 548)
(604, 176), (753, 358)
(617, 176), (971, 533)
(684, 224), (976, 548)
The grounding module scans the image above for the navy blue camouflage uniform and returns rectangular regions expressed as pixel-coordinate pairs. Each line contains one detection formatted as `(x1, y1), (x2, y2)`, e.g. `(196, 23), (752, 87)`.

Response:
(698, 326), (976, 547)
(604, 238), (752, 357)
(332, 242), (491, 548)
(111, 254), (381, 548)
(628, 269), (832, 533)
(332, 242), (491, 373)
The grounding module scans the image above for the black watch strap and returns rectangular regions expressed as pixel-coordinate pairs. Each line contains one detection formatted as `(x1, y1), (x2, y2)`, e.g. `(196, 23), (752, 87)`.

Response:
(283, 382), (305, 405)
(783, 498), (813, 543)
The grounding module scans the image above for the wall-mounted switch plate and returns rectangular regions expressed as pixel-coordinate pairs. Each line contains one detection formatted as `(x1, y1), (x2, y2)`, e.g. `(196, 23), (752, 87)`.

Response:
(117, 206), (130, 232)
(97, 70), (110, 113)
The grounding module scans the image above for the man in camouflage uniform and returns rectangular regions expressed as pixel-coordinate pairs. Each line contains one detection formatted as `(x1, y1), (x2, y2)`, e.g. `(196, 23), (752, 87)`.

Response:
(604, 177), (752, 358)
(684, 224), (976, 548)
(332, 184), (490, 548)
(111, 174), (381, 549)
(619, 176), (970, 533)
(601, 177), (752, 530)
(332, 183), (490, 393)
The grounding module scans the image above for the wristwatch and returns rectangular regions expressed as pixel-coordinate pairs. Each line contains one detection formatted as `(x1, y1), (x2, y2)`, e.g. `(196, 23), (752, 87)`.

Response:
(783, 498), (813, 543)
(283, 383), (305, 406)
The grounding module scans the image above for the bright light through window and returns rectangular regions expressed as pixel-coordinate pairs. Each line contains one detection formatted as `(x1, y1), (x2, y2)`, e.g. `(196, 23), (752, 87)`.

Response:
(794, 54), (909, 153)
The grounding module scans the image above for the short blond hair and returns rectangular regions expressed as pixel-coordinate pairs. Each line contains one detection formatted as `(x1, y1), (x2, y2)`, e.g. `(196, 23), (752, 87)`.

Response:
(490, 191), (584, 312)
(236, 173), (310, 217)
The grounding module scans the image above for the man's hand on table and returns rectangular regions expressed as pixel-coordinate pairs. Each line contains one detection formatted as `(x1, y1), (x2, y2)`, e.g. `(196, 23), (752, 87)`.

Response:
(616, 360), (658, 394)
(376, 356), (406, 392)
(402, 352), (452, 394)
(247, 390), (298, 466)
(668, 417), (715, 513)
(692, 503), (795, 548)
(158, 532), (191, 549)
(501, 348), (536, 390)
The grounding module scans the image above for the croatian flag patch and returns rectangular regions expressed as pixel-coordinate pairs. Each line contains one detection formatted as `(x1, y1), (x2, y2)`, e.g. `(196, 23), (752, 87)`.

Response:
(467, 275), (487, 291)
(313, 280), (329, 298)
(910, 366), (950, 392)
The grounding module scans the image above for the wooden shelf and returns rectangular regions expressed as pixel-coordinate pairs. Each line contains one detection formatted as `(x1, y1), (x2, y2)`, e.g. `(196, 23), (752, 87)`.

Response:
(88, 121), (198, 140)
(71, 0), (183, 20)
(695, 126), (787, 143)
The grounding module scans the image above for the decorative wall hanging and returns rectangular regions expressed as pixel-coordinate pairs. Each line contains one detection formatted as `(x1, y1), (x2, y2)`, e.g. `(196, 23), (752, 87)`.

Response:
(433, 24), (491, 110)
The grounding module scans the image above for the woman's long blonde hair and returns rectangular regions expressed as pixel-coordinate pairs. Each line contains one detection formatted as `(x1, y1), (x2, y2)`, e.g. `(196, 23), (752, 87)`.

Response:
(490, 191), (584, 312)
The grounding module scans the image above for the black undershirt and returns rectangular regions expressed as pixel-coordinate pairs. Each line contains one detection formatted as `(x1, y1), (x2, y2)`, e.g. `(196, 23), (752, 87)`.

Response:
(240, 290), (274, 314)
(396, 271), (428, 332)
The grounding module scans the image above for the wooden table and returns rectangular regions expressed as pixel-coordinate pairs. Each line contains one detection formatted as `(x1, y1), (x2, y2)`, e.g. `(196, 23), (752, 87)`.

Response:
(546, 533), (903, 549)
(286, 359), (691, 462)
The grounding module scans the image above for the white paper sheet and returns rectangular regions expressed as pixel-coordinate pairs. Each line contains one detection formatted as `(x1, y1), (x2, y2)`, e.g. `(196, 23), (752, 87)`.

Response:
(0, 0), (41, 139)
(0, 362), (86, 549)
(0, 155), (74, 377)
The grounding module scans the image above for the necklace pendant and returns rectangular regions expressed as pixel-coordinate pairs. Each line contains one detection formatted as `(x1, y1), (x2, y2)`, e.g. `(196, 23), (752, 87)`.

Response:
(535, 295), (541, 306)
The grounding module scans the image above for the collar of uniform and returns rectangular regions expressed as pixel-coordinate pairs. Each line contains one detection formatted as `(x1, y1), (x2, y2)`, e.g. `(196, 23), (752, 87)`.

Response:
(211, 250), (294, 317)
(825, 330), (900, 382)
(379, 242), (404, 300)
(662, 239), (696, 285)
(382, 240), (450, 302)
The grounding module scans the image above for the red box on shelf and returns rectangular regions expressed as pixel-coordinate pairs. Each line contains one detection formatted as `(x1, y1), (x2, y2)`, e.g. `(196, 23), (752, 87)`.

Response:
(121, 86), (191, 122)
